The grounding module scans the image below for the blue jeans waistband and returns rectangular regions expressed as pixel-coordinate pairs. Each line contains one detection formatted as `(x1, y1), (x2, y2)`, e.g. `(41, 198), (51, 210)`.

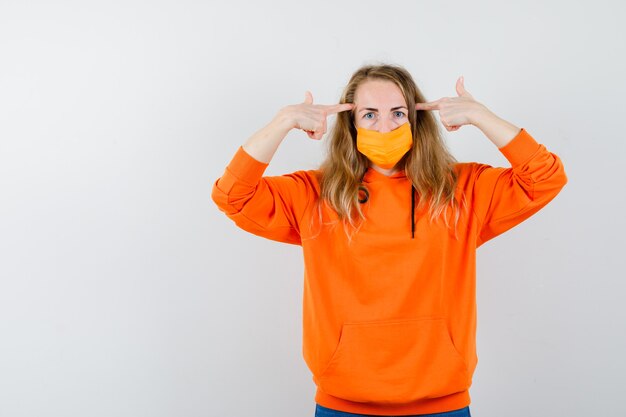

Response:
(315, 404), (471, 417)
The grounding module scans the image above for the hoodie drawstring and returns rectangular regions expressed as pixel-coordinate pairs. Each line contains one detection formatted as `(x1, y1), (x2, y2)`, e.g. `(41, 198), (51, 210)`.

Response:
(411, 185), (415, 239)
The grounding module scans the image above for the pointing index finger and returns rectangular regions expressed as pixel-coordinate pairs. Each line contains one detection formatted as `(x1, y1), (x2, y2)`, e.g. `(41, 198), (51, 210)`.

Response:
(322, 103), (355, 115)
(415, 99), (442, 111)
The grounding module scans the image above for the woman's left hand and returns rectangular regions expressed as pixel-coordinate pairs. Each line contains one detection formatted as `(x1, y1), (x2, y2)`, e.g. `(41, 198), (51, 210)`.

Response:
(415, 76), (487, 132)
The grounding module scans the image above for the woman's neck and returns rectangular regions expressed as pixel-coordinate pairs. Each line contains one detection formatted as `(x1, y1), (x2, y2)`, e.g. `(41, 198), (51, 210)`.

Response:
(371, 164), (400, 177)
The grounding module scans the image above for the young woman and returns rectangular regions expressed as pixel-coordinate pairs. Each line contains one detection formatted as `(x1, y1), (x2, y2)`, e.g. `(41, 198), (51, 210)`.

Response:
(211, 64), (567, 417)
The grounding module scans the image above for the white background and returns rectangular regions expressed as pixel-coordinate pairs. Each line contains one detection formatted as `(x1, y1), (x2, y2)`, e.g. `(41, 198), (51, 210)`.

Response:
(1, 1), (625, 416)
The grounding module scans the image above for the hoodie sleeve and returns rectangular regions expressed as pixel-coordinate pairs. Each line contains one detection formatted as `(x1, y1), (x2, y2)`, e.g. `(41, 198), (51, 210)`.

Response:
(468, 128), (568, 246)
(211, 146), (317, 245)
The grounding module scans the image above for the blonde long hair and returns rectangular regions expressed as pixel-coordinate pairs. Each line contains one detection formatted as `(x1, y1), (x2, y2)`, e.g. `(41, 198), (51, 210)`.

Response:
(314, 64), (463, 239)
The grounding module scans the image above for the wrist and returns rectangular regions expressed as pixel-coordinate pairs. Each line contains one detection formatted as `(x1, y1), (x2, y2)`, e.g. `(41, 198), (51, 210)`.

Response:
(470, 103), (497, 128)
(271, 108), (295, 134)
(470, 105), (521, 148)
(241, 110), (295, 164)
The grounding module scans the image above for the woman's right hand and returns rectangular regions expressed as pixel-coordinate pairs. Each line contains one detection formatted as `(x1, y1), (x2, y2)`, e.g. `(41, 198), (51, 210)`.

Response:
(242, 91), (354, 164)
(277, 91), (354, 140)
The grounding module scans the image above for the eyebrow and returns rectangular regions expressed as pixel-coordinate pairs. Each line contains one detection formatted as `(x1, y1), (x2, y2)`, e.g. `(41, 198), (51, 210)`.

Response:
(357, 106), (408, 113)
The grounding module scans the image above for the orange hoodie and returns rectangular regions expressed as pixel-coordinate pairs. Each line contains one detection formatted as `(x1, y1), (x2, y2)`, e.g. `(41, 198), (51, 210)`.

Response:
(211, 128), (567, 416)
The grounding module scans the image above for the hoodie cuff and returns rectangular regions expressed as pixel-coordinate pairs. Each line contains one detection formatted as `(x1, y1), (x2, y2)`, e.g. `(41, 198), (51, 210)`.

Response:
(498, 128), (542, 167)
(216, 146), (269, 194)
(227, 146), (269, 183)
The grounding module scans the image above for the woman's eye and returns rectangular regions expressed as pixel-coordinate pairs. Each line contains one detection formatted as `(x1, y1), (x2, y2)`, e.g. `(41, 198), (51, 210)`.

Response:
(394, 111), (406, 118)
(363, 112), (375, 120)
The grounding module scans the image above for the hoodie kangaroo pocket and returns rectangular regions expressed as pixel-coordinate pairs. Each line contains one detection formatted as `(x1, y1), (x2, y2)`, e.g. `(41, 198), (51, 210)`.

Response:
(317, 317), (471, 404)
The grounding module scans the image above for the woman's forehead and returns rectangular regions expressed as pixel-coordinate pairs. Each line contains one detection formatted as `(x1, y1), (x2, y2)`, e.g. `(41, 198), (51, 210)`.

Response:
(354, 79), (406, 110)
